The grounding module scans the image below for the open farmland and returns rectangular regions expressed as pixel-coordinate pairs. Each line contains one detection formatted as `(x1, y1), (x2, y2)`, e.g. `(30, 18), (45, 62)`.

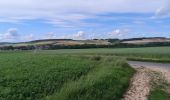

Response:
(1, 0), (170, 99)
(1, 46), (170, 100)
(37, 47), (170, 62)
(0, 52), (135, 100)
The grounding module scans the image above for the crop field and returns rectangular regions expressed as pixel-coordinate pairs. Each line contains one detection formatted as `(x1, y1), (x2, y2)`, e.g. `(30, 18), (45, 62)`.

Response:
(38, 47), (170, 62)
(0, 52), (135, 100)
(1, 46), (170, 100)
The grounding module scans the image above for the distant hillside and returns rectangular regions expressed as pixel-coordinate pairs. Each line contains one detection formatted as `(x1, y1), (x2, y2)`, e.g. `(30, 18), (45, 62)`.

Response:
(0, 42), (14, 47)
(0, 39), (111, 47)
(121, 37), (170, 44)
(0, 37), (170, 50)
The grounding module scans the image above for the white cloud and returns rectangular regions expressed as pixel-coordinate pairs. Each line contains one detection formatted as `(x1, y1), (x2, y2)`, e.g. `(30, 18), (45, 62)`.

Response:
(108, 29), (130, 38)
(1, 29), (85, 42)
(156, 4), (170, 16)
(0, 28), (19, 41)
(61, 31), (86, 40)
(0, 0), (167, 23)
(155, 3), (170, 17)
(0, 28), (35, 42)
(61, 29), (131, 40)
(73, 31), (85, 39)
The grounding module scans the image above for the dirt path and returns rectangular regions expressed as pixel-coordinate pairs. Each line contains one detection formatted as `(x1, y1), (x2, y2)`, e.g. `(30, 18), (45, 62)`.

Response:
(122, 61), (170, 100)
(128, 61), (170, 83)
(122, 68), (151, 100)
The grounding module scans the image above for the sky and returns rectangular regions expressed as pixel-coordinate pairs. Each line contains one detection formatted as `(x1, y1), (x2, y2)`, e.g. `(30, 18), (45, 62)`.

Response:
(0, 0), (170, 42)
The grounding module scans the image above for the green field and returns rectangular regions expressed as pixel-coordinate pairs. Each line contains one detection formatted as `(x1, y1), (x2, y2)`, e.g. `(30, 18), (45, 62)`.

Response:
(0, 53), (135, 100)
(149, 89), (170, 100)
(1, 46), (170, 100)
(37, 47), (170, 62)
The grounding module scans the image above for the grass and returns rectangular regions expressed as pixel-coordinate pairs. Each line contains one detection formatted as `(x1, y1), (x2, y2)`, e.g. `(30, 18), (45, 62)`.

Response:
(43, 57), (135, 100)
(37, 47), (170, 62)
(0, 52), (135, 100)
(0, 53), (94, 100)
(149, 89), (170, 100)
(1, 47), (170, 99)
(148, 69), (170, 100)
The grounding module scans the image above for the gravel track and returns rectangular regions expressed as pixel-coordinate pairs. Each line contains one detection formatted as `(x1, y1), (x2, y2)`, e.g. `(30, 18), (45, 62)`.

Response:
(122, 68), (151, 100)
(122, 61), (170, 100)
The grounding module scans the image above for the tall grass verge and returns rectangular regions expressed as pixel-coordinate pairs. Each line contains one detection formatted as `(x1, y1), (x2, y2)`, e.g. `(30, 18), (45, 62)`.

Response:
(43, 56), (135, 100)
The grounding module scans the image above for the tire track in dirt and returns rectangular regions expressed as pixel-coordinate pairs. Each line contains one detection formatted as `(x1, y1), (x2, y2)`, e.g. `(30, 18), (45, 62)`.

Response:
(122, 61), (170, 100)
(122, 68), (151, 100)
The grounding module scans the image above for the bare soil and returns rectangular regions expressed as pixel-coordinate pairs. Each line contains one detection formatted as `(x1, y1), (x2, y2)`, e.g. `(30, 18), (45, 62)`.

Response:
(123, 61), (170, 100)
(122, 68), (151, 100)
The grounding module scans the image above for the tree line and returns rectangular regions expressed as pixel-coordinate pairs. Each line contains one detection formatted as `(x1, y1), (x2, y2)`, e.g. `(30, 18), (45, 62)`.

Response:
(0, 42), (170, 50)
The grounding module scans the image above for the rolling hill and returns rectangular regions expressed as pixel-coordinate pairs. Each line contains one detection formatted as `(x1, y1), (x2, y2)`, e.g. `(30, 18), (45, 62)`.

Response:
(121, 37), (170, 44)
(0, 37), (170, 50)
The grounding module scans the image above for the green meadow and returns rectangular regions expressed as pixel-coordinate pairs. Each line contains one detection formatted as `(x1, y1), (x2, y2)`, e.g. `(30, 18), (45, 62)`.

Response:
(38, 47), (170, 62)
(0, 46), (170, 100)
(0, 53), (135, 100)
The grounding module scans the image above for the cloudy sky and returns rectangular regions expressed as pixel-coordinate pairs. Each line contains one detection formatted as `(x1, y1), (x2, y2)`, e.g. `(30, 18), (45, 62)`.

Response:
(0, 0), (170, 42)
